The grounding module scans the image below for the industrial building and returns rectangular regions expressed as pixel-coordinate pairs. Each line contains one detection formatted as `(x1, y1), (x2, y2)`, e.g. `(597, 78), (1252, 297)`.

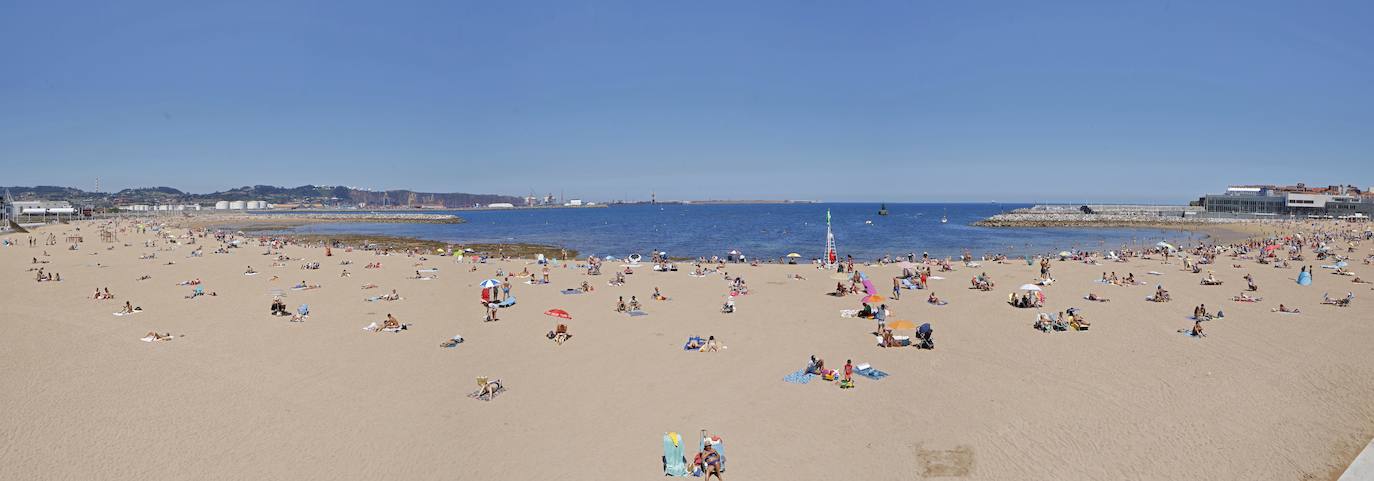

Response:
(1200, 184), (1374, 218)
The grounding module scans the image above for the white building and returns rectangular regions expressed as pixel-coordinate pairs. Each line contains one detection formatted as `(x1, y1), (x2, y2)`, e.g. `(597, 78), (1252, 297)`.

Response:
(488, 203), (515, 209)
(564, 199), (584, 207)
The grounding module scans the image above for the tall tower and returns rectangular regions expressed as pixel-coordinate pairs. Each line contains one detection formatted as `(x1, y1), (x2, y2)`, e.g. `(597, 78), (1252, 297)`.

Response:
(94, 177), (100, 194)
(651, 192), (656, 204)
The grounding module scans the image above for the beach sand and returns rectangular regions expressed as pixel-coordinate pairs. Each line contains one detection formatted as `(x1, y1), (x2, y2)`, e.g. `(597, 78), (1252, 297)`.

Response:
(2, 221), (1372, 480)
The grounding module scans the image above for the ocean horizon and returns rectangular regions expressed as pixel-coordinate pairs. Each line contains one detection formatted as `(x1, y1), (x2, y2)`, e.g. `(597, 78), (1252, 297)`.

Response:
(264, 202), (1210, 260)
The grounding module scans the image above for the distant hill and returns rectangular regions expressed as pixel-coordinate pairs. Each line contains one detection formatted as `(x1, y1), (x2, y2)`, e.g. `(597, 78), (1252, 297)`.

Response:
(1, 185), (522, 208)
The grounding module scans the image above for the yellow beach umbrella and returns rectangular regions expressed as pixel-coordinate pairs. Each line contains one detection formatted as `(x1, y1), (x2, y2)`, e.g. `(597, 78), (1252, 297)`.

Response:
(886, 320), (916, 330)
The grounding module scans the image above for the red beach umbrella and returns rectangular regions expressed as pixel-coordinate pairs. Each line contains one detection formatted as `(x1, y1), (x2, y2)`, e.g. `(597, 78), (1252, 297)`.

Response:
(544, 309), (572, 320)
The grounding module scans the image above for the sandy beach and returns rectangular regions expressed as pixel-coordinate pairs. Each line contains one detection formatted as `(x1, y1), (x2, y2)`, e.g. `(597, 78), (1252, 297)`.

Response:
(2, 220), (1372, 481)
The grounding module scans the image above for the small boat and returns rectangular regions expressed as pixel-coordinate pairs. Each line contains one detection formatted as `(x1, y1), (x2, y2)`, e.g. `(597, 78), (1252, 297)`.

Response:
(878, 203), (888, 216)
(940, 209), (948, 224)
(865, 220), (873, 225)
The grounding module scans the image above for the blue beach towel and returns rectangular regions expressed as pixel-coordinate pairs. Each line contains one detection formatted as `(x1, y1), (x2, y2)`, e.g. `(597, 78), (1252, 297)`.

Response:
(627, 310), (648, 317)
(663, 433), (688, 476)
(496, 296), (516, 308)
(856, 367), (889, 380)
(783, 368), (814, 384)
(560, 289), (581, 295)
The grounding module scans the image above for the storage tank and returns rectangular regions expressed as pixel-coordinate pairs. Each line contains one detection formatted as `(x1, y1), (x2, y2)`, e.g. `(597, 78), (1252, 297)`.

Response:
(229, 201), (246, 210)
(250, 201), (266, 209)
(215, 201), (230, 210)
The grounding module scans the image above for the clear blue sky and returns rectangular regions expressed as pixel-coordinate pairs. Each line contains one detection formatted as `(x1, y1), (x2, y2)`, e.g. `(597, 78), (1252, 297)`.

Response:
(2, 1), (1371, 203)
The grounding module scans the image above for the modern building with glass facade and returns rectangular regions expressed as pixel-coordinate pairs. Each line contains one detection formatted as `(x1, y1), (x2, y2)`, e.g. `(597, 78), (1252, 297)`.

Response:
(1201, 184), (1374, 217)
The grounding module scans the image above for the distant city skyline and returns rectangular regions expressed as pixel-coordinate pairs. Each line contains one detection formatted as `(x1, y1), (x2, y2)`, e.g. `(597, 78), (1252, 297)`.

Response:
(3, 1), (1372, 203)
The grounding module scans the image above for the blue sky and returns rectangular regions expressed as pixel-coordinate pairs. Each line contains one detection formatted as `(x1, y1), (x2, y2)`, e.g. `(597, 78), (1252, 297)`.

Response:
(2, 1), (1371, 203)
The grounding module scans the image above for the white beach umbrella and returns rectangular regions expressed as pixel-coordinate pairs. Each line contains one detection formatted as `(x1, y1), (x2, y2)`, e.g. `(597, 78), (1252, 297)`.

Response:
(1156, 241), (1175, 250)
(1058, 251), (1073, 258)
(1018, 284), (1042, 291)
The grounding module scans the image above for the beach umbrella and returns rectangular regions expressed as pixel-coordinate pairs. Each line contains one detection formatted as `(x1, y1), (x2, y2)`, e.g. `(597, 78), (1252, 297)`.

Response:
(1156, 241), (1175, 250)
(479, 279), (501, 288)
(1058, 251), (1073, 258)
(544, 309), (572, 320)
(887, 320), (916, 330)
(864, 294), (885, 303)
(918, 323), (932, 336)
(862, 279), (876, 295)
(1263, 244), (1283, 253)
(1018, 284), (1042, 291)
(729, 250), (740, 255)
(786, 253), (801, 258)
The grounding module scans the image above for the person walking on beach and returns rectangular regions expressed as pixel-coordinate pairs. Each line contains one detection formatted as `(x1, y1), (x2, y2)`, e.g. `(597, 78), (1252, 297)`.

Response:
(892, 277), (901, 300)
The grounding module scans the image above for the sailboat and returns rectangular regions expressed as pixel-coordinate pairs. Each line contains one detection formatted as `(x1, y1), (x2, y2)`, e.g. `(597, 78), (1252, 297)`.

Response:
(877, 203), (888, 216)
(940, 208), (948, 224)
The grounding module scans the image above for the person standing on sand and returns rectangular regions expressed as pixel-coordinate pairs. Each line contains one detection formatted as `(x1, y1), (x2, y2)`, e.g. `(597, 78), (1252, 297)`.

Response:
(892, 277), (901, 300)
(844, 360), (853, 382)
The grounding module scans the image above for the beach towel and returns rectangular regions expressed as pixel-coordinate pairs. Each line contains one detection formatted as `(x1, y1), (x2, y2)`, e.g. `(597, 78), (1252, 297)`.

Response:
(683, 336), (705, 350)
(840, 309), (860, 318)
(929, 276), (945, 280)
(1148, 271), (1163, 275)
(243, 272), (258, 276)
(783, 368), (814, 384)
(663, 433), (689, 476)
(560, 289), (582, 295)
(627, 310), (648, 317)
(856, 367), (889, 380)
(496, 297), (517, 308)
(418, 268), (439, 273)
(113, 311), (140, 316)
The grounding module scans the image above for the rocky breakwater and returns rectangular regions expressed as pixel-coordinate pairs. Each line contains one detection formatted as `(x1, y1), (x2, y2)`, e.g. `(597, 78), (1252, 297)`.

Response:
(975, 205), (1240, 228)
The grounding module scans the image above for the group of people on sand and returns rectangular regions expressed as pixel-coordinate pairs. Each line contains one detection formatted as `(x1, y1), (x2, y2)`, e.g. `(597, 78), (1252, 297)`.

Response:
(615, 296), (643, 313)
(34, 268), (60, 282)
(91, 287), (115, 300)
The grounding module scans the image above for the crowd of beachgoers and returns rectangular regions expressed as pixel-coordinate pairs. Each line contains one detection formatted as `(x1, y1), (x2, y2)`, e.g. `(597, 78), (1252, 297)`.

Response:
(3, 216), (1372, 480)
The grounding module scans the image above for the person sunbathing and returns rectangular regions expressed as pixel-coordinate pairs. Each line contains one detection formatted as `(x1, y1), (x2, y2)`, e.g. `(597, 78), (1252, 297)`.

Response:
(927, 292), (947, 305)
(551, 323), (570, 345)
(477, 378), (503, 399)
(701, 335), (721, 352)
(615, 297), (627, 312)
(1085, 293), (1109, 302)
(1233, 292), (1259, 302)
(653, 287), (667, 301)
(700, 443), (723, 480)
(685, 336), (704, 350)
(628, 296), (642, 311)
(580, 281), (594, 292)
(121, 301), (136, 314)
(1188, 320), (1205, 337)
(1034, 312), (1054, 331)
(380, 314), (402, 331)
(439, 335), (464, 348)
(1354, 277), (1371, 284)
(721, 297), (735, 313)
(143, 331), (173, 341)
(1272, 304), (1301, 313)
(244, 266), (255, 274)
(881, 329), (907, 347)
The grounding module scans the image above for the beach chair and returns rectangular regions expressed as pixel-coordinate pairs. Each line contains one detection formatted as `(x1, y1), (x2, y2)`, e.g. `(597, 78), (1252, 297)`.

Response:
(663, 432), (689, 476)
(699, 435), (726, 473)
